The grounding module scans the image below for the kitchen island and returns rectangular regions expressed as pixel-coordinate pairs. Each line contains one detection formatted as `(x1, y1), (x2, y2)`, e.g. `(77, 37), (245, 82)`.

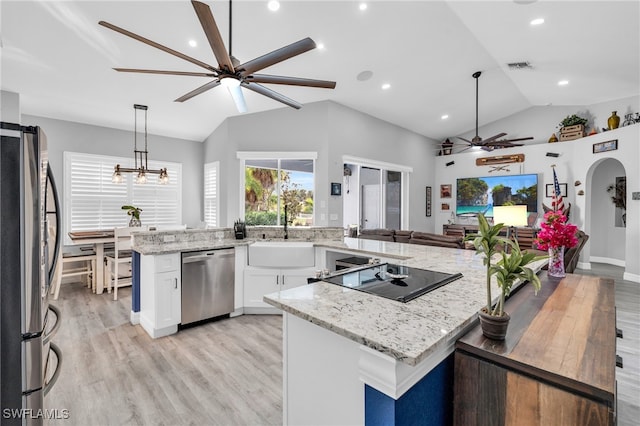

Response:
(264, 237), (547, 426)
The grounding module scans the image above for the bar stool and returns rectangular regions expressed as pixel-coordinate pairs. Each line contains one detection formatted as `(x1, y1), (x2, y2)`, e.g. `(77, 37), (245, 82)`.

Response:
(50, 246), (97, 300)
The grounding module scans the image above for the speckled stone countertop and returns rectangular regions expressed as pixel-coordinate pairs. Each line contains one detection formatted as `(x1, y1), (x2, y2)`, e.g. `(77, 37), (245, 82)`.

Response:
(264, 237), (547, 367)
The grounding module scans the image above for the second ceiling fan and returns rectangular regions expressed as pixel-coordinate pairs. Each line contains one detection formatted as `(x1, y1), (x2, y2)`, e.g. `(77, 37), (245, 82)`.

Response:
(455, 71), (533, 152)
(99, 0), (336, 113)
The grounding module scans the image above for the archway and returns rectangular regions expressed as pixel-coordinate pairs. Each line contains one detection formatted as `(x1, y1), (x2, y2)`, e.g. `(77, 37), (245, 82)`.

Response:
(585, 158), (627, 269)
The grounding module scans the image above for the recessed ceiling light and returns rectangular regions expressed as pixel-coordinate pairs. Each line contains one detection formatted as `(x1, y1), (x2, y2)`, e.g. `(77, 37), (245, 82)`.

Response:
(441, 114), (449, 120)
(530, 18), (544, 25)
(188, 39), (197, 47)
(267, 1), (280, 12)
(381, 83), (391, 90)
(558, 80), (569, 86)
(359, 3), (368, 11)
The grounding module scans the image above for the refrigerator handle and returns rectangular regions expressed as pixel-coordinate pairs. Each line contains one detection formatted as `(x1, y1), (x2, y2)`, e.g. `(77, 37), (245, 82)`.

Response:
(47, 164), (62, 285)
(43, 305), (62, 344)
(43, 342), (62, 396)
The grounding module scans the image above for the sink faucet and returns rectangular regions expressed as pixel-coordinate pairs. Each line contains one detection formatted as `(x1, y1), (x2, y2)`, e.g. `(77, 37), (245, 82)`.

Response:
(284, 205), (289, 239)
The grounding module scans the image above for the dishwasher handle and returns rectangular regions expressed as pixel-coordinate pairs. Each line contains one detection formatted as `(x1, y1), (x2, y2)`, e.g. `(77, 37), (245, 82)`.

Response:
(182, 249), (235, 264)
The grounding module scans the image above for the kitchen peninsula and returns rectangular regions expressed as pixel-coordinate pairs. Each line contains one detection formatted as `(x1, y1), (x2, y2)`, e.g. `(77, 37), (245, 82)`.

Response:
(130, 229), (613, 425)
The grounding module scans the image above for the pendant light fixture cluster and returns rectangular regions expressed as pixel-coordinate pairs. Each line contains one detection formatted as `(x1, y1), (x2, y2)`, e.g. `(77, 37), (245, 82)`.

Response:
(112, 104), (169, 184)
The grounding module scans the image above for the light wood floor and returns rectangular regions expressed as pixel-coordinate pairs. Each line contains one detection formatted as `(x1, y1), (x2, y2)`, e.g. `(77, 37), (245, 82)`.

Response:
(46, 263), (639, 425)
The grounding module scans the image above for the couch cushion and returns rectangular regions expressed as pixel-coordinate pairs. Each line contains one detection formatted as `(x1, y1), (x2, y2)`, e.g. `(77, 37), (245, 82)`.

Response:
(359, 228), (395, 241)
(409, 232), (464, 249)
(393, 230), (412, 243)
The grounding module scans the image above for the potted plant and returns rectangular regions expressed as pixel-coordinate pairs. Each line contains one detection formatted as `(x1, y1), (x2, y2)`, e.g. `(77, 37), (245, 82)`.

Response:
(467, 214), (545, 340)
(122, 205), (143, 227)
(559, 114), (588, 128)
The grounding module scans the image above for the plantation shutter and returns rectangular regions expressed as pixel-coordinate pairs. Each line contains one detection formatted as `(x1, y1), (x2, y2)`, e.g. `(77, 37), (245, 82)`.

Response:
(204, 161), (219, 227)
(64, 152), (182, 242)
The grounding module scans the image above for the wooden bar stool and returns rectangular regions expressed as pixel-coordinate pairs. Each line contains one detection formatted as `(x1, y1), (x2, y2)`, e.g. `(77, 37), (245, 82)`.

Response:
(50, 246), (97, 300)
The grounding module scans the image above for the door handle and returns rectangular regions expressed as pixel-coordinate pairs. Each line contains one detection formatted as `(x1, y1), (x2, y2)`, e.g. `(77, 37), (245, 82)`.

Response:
(276, 275), (279, 285)
(174, 278), (178, 289)
(282, 275), (285, 285)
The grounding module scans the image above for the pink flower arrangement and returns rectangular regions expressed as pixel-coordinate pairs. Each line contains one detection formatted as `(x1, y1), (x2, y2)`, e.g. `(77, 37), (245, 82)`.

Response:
(534, 211), (578, 250)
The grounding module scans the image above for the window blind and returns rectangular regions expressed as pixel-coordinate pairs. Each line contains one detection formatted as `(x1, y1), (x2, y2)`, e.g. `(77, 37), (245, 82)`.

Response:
(63, 152), (182, 239)
(204, 161), (219, 227)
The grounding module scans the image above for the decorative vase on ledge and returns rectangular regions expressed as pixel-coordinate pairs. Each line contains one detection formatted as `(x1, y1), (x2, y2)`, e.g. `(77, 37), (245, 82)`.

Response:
(129, 217), (141, 227)
(548, 246), (565, 278)
(608, 111), (620, 130)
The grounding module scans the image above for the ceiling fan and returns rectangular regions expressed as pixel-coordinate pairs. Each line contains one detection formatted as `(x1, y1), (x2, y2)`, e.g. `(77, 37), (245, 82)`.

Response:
(98, 0), (336, 113)
(454, 71), (533, 152)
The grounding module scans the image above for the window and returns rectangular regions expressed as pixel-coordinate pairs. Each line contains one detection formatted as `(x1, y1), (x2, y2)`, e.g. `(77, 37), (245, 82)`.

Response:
(63, 152), (182, 240)
(238, 152), (316, 227)
(204, 161), (219, 227)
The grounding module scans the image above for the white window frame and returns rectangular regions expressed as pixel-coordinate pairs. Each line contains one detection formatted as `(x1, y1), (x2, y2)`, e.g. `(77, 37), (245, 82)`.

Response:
(204, 161), (219, 228)
(237, 151), (318, 226)
(63, 151), (182, 244)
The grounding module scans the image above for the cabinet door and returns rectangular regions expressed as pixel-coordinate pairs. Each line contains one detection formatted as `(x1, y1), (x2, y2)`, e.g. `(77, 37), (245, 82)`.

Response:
(244, 269), (279, 308)
(155, 270), (181, 329)
(281, 268), (316, 291)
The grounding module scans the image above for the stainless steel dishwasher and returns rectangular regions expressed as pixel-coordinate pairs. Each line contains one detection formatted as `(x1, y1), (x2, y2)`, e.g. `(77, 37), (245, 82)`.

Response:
(181, 248), (235, 325)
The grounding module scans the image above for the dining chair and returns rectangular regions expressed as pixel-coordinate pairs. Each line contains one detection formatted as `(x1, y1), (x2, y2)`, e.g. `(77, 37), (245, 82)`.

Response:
(50, 246), (97, 300)
(104, 227), (139, 301)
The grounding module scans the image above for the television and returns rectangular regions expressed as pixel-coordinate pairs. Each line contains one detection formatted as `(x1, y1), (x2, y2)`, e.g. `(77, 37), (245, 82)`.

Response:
(456, 173), (538, 218)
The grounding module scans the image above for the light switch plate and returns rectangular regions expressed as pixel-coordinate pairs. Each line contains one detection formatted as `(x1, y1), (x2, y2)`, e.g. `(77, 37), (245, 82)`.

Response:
(632, 192), (640, 200)
(329, 214), (338, 221)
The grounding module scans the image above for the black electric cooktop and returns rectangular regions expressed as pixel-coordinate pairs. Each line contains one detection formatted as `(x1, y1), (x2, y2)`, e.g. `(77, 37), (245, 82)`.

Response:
(323, 263), (463, 303)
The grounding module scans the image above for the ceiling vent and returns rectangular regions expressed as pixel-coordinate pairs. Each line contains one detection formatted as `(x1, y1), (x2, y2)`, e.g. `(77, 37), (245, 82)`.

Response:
(507, 61), (533, 70)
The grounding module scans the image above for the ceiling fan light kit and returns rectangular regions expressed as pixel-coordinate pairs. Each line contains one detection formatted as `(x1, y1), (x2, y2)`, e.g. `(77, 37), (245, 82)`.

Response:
(99, 0), (336, 113)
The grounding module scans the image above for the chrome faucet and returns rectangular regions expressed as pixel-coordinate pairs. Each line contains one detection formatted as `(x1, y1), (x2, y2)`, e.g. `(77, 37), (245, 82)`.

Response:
(284, 205), (289, 239)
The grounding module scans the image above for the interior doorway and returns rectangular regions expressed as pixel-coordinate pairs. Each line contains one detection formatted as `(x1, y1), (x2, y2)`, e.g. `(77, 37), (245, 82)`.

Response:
(343, 159), (409, 234)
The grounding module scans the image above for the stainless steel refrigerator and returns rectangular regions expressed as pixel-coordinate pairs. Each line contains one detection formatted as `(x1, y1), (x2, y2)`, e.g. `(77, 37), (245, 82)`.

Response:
(1, 122), (62, 425)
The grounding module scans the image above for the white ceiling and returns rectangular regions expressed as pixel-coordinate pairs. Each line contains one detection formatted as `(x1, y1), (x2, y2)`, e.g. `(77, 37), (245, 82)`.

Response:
(2, 1), (638, 143)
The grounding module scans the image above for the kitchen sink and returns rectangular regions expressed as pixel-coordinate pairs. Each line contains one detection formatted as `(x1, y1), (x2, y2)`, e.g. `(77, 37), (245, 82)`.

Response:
(248, 241), (315, 267)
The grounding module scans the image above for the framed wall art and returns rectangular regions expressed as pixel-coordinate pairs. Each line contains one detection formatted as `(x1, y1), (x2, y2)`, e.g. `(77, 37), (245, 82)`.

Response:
(593, 139), (618, 154)
(440, 184), (452, 199)
(441, 203), (450, 211)
(330, 182), (341, 196)
(546, 183), (567, 197)
(426, 186), (432, 217)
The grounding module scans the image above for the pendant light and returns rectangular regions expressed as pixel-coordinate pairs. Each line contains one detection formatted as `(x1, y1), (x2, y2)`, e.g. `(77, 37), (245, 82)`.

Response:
(112, 104), (169, 184)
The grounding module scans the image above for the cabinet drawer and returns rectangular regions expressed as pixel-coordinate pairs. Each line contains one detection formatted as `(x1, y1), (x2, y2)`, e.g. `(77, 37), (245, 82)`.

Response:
(154, 253), (180, 273)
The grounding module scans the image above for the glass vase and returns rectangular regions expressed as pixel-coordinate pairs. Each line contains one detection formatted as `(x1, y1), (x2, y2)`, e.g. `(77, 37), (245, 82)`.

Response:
(548, 246), (565, 278)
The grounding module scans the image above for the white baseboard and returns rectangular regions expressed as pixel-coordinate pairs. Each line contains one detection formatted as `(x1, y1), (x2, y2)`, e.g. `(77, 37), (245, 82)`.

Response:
(130, 311), (140, 325)
(623, 272), (640, 283)
(590, 256), (626, 267)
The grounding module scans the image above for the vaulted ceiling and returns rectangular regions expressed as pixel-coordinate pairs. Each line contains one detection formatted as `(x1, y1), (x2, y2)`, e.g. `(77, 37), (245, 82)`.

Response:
(2, 1), (638, 143)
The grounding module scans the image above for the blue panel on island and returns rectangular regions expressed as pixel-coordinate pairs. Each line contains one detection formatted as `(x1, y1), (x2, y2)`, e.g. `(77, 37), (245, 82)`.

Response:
(132, 251), (140, 313)
(365, 354), (454, 426)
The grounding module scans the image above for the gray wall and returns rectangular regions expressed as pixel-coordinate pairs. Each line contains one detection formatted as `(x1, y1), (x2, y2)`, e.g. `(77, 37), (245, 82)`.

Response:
(21, 114), (204, 230)
(203, 101), (437, 230)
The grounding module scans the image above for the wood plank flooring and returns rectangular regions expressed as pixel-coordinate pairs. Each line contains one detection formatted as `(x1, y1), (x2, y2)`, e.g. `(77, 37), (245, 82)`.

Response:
(44, 283), (282, 425)
(45, 263), (639, 425)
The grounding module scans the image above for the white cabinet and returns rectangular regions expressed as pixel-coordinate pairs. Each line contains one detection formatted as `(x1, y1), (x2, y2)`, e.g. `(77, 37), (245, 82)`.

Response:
(139, 252), (181, 338)
(244, 266), (316, 311)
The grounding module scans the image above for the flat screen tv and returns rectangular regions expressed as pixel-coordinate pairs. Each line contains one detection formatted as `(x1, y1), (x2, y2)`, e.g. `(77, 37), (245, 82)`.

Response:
(456, 173), (538, 218)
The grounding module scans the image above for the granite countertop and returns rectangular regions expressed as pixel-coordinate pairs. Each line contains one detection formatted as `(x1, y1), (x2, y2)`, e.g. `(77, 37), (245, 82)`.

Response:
(264, 237), (547, 367)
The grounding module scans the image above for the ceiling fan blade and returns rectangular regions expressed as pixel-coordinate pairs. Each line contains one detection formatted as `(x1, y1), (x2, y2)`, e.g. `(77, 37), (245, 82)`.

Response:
(191, 0), (235, 73)
(114, 68), (216, 77)
(498, 136), (534, 143)
(174, 80), (221, 102)
(98, 21), (215, 72)
(226, 84), (247, 113)
(456, 136), (473, 144)
(480, 132), (508, 144)
(241, 82), (302, 109)
(246, 74), (336, 89)
(238, 38), (316, 76)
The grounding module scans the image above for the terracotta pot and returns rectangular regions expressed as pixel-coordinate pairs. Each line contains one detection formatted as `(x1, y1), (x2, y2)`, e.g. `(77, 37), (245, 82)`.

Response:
(478, 308), (510, 340)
